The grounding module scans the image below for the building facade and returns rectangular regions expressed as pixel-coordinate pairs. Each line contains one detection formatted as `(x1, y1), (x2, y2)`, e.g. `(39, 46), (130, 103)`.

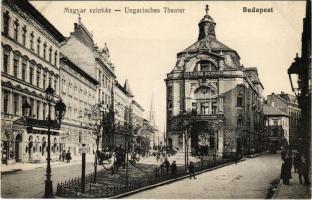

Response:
(165, 5), (264, 157)
(60, 17), (116, 150)
(263, 104), (289, 150)
(59, 55), (98, 158)
(267, 92), (301, 148)
(1, 0), (65, 164)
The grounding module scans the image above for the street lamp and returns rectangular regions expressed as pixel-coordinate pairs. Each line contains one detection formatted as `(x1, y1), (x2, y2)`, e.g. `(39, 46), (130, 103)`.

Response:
(22, 100), (31, 117)
(44, 85), (66, 198)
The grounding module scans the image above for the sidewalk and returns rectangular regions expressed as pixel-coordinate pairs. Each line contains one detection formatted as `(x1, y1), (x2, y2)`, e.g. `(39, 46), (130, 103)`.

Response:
(1, 154), (95, 174)
(273, 170), (311, 199)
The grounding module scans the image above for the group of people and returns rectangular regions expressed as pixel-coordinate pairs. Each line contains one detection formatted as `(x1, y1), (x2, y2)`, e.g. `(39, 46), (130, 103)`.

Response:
(61, 150), (72, 163)
(280, 147), (310, 185)
(159, 158), (177, 176)
(159, 158), (196, 179)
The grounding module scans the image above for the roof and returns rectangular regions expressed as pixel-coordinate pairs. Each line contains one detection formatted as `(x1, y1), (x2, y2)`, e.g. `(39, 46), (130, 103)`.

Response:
(263, 105), (289, 116)
(124, 79), (134, 97)
(60, 55), (99, 85)
(5, 0), (65, 43)
(278, 93), (298, 104)
(182, 36), (235, 53)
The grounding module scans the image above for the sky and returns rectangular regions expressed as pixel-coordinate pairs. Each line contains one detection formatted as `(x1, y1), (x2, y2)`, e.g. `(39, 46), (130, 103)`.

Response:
(31, 1), (306, 132)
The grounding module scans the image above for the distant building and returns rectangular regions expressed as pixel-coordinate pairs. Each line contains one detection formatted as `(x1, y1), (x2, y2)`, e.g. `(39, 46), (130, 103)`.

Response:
(267, 92), (301, 148)
(1, 0), (65, 164)
(59, 55), (98, 158)
(165, 5), (265, 157)
(263, 104), (289, 150)
(60, 16), (116, 149)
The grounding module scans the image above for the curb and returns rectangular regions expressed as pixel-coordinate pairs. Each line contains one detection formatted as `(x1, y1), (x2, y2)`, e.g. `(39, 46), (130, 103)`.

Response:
(271, 179), (282, 199)
(1, 169), (22, 175)
(111, 158), (246, 199)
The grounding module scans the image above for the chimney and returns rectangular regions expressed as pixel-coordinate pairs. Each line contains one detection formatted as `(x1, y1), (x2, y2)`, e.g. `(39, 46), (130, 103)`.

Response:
(281, 91), (284, 95)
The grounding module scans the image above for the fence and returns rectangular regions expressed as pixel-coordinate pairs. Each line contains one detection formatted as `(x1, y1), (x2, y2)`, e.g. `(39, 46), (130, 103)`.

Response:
(56, 157), (234, 198)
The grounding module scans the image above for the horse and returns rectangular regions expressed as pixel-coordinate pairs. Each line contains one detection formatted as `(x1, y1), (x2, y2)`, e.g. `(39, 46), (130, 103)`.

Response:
(96, 150), (113, 165)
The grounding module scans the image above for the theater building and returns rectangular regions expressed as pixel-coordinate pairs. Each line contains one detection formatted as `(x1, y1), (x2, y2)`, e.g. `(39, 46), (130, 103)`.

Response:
(1, 0), (65, 164)
(165, 5), (264, 157)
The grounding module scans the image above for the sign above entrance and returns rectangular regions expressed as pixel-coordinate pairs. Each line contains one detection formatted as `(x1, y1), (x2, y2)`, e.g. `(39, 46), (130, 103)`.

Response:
(184, 71), (222, 79)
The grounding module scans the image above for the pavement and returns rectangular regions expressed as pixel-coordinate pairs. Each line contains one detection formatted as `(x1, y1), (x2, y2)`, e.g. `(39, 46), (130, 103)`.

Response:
(124, 153), (282, 199)
(273, 169), (311, 199)
(1, 154), (95, 174)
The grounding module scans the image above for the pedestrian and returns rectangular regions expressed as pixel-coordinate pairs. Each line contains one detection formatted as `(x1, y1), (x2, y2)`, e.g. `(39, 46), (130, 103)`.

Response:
(163, 158), (170, 175)
(280, 152), (291, 185)
(66, 150), (71, 163)
(298, 155), (310, 185)
(293, 152), (301, 173)
(285, 152), (293, 180)
(160, 162), (164, 176)
(171, 160), (177, 176)
(62, 150), (66, 162)
(188, 161), (196, 179)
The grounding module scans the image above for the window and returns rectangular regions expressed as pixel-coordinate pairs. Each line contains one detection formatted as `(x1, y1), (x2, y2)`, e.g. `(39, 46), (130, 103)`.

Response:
(49, 47), (52, 63)
(43, 72), (47, 89)
(43, 42), (47, 59)
(13, 55), (19, 78)
(13, 19), (19, 41)
(273, 120), (278, 126)
(30, 98), (34, 117)
(36, 101), (40, 119)
(3, 11), (10, 36)
(37, 37), (41, 55)
(21, 96), (27, 115)
(191, 102), (197, 114)
(200, 102), (209, 115)
(3, 50), (10, 74)
(13, 93), (19, 115)
(197, 60), (217, 71)
(30, 32), (34, 50)
(36, 69), (41, 87)
(212, 102), (217, 114)
(22, 60), (26, 81)
(3, 91), (9, 114)
(29, 64), (34, 85)
(54, 51), (58, 66)
(43, 103), (47, 120)
(237, 96), (243, 107)
(22, 26), (27, 46)
(49, 76), (52, 87)
(54, 78), (57, 91)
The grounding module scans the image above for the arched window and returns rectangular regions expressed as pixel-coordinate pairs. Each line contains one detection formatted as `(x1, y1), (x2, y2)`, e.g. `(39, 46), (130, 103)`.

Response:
(196, 60), (217, 72)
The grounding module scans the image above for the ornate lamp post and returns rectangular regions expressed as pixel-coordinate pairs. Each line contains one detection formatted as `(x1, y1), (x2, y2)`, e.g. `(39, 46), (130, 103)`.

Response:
(44, 85), (66, 198)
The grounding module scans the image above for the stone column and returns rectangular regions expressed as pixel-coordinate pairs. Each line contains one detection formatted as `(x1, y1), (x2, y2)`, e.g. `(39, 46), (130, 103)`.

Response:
(217, 128), (224, 157)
